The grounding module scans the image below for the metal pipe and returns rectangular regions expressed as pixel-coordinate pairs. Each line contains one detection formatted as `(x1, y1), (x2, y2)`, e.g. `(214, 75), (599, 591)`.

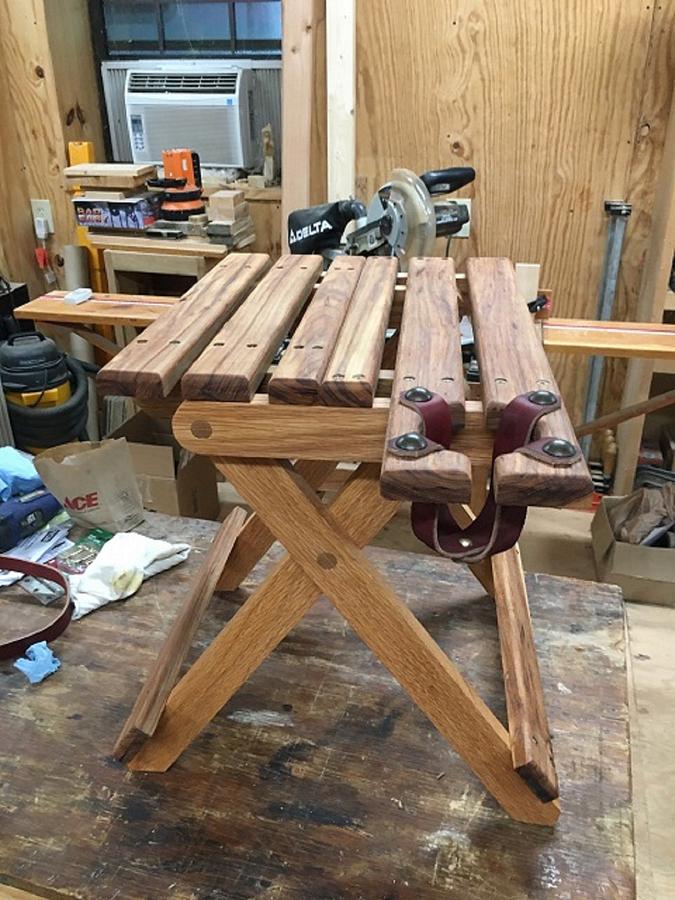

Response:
(580, 200), (632, 457)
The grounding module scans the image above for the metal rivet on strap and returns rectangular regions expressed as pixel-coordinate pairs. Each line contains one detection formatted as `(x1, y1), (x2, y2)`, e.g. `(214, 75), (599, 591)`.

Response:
(404, 386), (433, 403)
(458, 537), (473, 549)
(527, 389), (558, 406)
(542, 438), (577, 458)
(394, 432), (428, 452)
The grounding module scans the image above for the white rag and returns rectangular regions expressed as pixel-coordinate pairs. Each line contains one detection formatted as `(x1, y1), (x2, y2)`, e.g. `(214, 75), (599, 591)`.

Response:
(71, 532), (190, 620)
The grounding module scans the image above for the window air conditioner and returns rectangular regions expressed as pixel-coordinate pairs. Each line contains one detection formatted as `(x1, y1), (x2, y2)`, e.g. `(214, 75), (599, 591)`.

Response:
(125, 65), (255, 169)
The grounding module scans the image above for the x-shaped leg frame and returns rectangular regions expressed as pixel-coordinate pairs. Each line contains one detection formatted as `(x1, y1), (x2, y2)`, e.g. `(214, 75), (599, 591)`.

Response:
(121, 458), (559, 827)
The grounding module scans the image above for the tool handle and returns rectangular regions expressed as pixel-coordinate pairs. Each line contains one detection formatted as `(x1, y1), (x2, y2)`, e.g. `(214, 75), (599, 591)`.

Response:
(420, 166), (475, 196)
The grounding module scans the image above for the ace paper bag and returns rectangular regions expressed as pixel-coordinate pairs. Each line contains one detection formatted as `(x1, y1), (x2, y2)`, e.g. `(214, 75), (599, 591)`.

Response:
(35, 439), (144, 532)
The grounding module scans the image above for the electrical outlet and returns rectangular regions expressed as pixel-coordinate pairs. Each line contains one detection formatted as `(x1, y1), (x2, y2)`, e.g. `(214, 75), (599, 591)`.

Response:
(30, 199), (54, 234)
(455, 198), (471, 238)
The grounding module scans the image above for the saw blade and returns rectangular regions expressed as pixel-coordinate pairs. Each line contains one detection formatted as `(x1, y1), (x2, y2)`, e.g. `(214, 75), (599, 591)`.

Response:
(384, 168), (436, 260)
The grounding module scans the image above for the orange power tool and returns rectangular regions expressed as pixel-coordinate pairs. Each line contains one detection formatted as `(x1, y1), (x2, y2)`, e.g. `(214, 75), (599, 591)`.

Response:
(147, 149), (206, 221)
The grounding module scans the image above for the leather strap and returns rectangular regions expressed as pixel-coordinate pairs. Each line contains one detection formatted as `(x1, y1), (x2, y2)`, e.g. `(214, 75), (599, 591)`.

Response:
(0, 556), (72, 661)
(407, 392), (569, 562)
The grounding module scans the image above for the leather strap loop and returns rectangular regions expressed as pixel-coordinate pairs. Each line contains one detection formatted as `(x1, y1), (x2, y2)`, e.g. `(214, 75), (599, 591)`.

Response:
(0, 556), (72, 661)
(408, 392), (570, 562)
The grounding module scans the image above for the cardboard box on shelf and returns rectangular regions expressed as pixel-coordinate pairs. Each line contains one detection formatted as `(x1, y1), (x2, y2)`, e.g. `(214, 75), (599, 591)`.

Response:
(72, 193), (161, 231)
(591, 495), (675, 605)
(110, 412), (219, 520)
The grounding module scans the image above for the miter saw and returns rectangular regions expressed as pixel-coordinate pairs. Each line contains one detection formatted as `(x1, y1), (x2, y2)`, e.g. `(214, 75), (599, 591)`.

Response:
(288, 166), (475, 263)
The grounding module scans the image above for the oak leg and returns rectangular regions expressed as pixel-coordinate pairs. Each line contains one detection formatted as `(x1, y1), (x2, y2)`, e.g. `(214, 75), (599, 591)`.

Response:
(128, 463), (399, 772)
(448, 503), (495, 597)
(492, 544), (558, 800)
(217, 458), (336, 591)
(114, 507), (247, 761)
(220, 458), (559, 826)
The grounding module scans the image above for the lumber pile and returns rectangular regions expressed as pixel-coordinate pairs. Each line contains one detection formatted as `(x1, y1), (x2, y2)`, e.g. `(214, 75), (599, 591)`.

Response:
(206, 189), (255, 249)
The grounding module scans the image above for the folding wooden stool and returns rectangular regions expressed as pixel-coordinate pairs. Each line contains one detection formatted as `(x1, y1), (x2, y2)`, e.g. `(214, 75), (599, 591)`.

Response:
(99, 252), (592, 827)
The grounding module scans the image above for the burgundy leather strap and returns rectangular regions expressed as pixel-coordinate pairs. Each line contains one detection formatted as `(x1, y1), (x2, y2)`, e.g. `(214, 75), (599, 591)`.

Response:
(0, 556), (72, 661)
(408, 393), (566, 562)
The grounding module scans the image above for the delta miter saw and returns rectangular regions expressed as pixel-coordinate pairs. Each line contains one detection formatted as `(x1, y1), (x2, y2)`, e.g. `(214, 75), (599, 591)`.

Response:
(288, 166), (475, 263)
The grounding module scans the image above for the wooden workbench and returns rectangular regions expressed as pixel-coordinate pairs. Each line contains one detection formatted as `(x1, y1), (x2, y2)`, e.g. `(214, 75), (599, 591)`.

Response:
(0, 512), (633, 898)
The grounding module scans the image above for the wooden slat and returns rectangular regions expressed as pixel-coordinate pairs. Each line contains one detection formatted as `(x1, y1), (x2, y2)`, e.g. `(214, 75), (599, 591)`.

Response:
(492, 546), (558, 802)
(468, 258), (556, 428)
(381, 257), (470, 503)
(114, 507), (247, 762)
(321, 257), (398, 406)
(15, 291), (175, 327)
(268, 256), (365, 404)
(96, 253), (270, 399)
(543, 318), (675, 358)
(467, 258), (592, 507)
(181, 255), (323, 402)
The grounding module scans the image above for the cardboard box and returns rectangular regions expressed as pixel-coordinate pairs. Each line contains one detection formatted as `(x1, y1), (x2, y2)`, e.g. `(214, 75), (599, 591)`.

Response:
(591, 495), (675, 604)
(72, 192), (160, 231)
(110, 412), (219, 520)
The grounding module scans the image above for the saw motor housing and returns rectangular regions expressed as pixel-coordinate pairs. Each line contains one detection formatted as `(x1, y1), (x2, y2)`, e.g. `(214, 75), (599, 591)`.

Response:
(288, 166), (475, 261)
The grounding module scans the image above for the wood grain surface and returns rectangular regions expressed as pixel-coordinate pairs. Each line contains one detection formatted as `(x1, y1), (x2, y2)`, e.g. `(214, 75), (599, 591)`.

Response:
(129, 464), (400, 773)
(218, 459), (559, 825)
(0, 0), (103, 294)
(217, 459), (336, 591)
(269, 257), (365, 404)
(467, 257), (561, 428)
(15, 291), (176, 327)
(492, 545), (558, 802)
(88, 232), (229, 258)
(96, 253), (270, 398)
(467, 258), (592, 507)
(354, 0), (673, 421)
(0, 511), (634, 899)
(114, 507), (247, 762)
(381, 257), (471, 503)
(173, 397), (496, 465)
(321, 257), (398, 406)
(182, 255), (323, 401)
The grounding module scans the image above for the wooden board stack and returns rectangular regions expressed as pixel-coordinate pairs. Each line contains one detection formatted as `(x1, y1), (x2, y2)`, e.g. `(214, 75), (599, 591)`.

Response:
(206, 189), (255, 249)
(64, 163), (157, 193)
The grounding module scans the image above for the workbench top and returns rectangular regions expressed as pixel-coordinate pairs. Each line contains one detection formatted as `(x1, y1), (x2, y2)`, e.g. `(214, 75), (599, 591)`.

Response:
(0, 512), (633, 899)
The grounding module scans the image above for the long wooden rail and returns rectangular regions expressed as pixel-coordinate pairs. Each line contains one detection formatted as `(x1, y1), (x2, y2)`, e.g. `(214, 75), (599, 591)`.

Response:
(16, 288), (675, 362)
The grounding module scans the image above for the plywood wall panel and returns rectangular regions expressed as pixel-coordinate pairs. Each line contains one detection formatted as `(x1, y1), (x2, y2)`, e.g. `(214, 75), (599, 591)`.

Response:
(0, 0), (104, 293)
(355, 0), (672, 419)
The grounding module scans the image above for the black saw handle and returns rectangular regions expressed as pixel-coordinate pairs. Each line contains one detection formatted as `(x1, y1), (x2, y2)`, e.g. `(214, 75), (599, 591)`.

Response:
(420, 166), (475, 196)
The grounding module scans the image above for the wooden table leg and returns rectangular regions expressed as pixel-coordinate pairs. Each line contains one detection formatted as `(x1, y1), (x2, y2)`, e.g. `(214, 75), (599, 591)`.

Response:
(448, 503), (495, 597)
(217, 458), (336, 591)
(127, 463), (399, 773)
(492, 544), (558, 801)
(114, 507), (247, 761)
(218, 457), (559, 827)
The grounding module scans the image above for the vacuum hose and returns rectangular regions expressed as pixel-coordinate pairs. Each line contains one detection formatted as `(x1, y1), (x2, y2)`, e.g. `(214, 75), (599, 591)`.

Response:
(6, 357), (90, 448)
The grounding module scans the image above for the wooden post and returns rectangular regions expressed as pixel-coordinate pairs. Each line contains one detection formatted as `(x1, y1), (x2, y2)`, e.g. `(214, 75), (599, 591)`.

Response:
(281, 0), (327, 252)
(326, 0), (356, 202)
(615, 83), (675, 494)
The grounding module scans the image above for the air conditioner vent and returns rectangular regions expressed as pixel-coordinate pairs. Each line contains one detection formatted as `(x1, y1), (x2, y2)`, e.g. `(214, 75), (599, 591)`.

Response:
(127, 72), (238, 94)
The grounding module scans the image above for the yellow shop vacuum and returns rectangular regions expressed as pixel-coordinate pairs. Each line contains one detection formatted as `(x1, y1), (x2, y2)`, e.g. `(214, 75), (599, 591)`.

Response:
(0, 331), (90, 451)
